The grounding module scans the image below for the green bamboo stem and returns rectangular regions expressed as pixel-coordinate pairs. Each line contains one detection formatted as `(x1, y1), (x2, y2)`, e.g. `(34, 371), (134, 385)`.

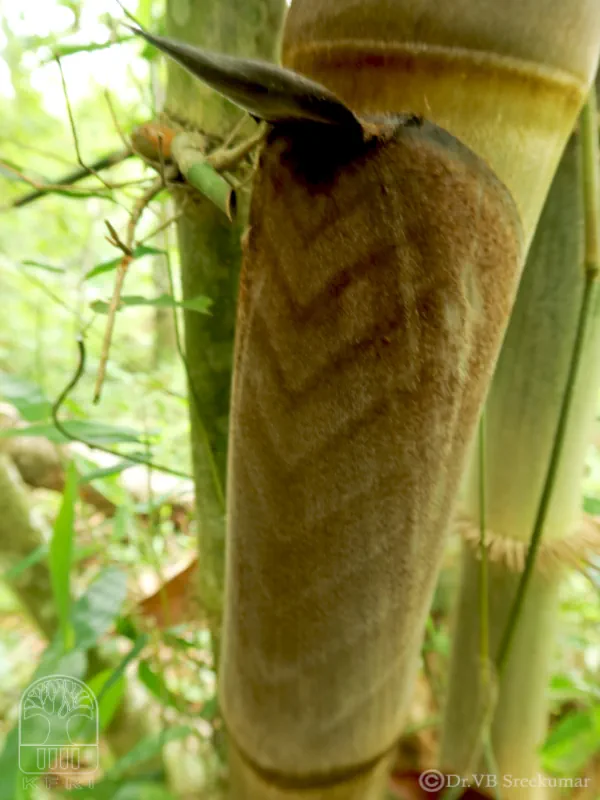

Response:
(164, 0), (286, 664)
(440, 418), (495, 800)
(441, 92), (600, 798)
(496, 286), (596, 670)
(478, 413), (490, 679)
(581, 88), (600, 275)
(497, 88), (599, 673)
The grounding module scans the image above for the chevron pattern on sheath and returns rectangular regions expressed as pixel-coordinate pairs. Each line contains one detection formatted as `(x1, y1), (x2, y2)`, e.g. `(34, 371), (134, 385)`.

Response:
(221, 118), (523, 784)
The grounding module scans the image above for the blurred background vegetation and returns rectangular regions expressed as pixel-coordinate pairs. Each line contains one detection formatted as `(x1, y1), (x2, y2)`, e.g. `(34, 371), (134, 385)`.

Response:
(0, 1), (598, 798)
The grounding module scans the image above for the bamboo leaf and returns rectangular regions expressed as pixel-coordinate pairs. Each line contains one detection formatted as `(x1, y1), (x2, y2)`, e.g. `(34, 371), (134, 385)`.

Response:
(45, 187), (113, 201)
(71, 567), (128, 650)
(95, 635), (149, 705)
(79, 459), (136, 484)
(22, 259), (65, 273)
(85, 669), (126, 730)
(2, 543), (47, 581)
(112, 504), (132, 544)
(49, 460), (77, 649)
(105, 725), (193, 780)
(90, 292), (212, 314)
(541, 705), (600, 774)
(41, 37), (135, 61)
(0, 372), (51, 421)
(137, 659), (179, 708)
(180, 294), (213, 313)
(3, 539), (102, 589)
(0, 158), (29, 181)
(583, 495), (600, 515)
(84, 244), (166, 280)
(0, 419), (145, 445)
(199, 694), (219, 721)
(83, 244), (166, 281)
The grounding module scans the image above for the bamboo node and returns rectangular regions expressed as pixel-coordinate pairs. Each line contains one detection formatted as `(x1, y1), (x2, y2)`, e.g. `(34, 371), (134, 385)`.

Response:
(455, 512), (600, 576)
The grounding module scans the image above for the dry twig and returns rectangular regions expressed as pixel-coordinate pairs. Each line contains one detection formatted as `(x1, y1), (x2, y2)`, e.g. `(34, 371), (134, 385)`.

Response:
(56, 57), (113, 191)
(93, 169), (176, 403)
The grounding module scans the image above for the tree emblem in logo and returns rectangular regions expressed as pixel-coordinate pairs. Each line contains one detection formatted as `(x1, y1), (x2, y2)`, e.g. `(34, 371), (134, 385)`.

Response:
(18, 675), (99, 776)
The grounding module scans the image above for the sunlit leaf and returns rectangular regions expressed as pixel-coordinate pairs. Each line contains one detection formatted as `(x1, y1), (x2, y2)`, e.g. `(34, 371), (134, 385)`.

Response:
(67, 781), (177, 799)
(583, 495), (600, 515)
(549, 673), (600, 703)
(541, 705), (600, 775)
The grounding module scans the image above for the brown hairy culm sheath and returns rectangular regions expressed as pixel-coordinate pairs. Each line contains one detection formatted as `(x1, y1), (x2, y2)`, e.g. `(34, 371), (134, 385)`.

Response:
(220, 117), (523, 791)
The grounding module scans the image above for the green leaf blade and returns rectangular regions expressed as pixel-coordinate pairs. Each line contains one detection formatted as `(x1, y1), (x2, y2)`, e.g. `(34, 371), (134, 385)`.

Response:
(84, 245), (166, 281)
(49, 460), (78, 649)
(71, 566), (128, 651)
(91, 293), (211, 315)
